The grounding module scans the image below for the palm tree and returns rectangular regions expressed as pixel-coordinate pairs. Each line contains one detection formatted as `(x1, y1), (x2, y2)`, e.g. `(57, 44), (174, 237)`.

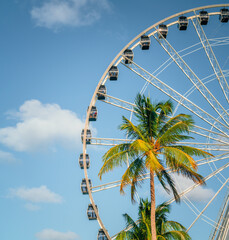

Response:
(98, 94), (212, 240)
(116, 198), (191, 240)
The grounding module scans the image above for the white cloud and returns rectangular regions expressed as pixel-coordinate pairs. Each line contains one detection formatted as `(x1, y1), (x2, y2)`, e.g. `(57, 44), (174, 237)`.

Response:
(9, 185), (63, 203)
(0, 100), (84, 151)
(157, 174), (215, 203)
(0, 150), (17, 163)
(30, 0), (111, 29)
(36, 229), (78, 240)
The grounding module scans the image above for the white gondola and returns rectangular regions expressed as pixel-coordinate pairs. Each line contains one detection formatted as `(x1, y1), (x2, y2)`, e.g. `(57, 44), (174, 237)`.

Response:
(81, 129), (91, 144)
(81, 178), (92, 194)
(220, 8), (229, 22)
(199, 10), (209, 25)
(123, 49), (134, 64)
(79, 153), (90, 169)
(88, 106), (97, 121)
(97, 85), (106, 100)
(87, 204), (97, 220)
(178, 16), (188, 30)
(97, 229), (108, 240)
(108, 66), (119, 81)
(158, 24), (168, 39)
(140, 35), (151, 50)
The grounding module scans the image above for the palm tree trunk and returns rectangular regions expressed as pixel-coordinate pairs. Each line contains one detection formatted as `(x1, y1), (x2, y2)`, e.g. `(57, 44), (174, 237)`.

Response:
(150, 170), (157, 240)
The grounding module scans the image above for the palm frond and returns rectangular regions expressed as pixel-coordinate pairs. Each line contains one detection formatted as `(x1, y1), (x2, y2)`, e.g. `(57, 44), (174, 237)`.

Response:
(157, 236), (167, 240)
(173, 145), (214, 158)
(156, 99), (173, 127)
(156, 169), (180, 203)
(120, 158), (146, 202)
(163, 230), (191, 240)
(158, 114), (194, 138)
(163, 146), (197, 170)
(120, 116), (147, 141)
(130, 139), (152, 155)
(157, 121), (194, 146)
(163, 221), (186, 232)
(145, 151), (164, 172)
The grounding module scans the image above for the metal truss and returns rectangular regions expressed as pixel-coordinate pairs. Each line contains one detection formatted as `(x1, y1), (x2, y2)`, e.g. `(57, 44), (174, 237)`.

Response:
(153, 30), (229, 127)
(167, 161), (229, 205)
(90, 136), (229, 148)
(99, 92), (229, 145)
(179, 142), (229, 151)
(210, 190), (229, 239)
(101, 93), (136, 113)
(187, 178), (229, 232)
(191, 125), (229, 145)
(191, 13), (229, 105)
(197, 152), (229, 166)
(121, 59), (229, 136)
(90, 137), (132, 146)
(91, 153), (229, 193)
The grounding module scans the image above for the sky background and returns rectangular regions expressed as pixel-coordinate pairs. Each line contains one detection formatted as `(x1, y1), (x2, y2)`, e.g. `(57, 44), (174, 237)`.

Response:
(1, 0), (229, 240)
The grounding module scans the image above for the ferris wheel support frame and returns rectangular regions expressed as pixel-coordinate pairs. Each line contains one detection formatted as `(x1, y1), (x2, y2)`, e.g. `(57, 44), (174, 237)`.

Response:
(82, 4), (229, 239)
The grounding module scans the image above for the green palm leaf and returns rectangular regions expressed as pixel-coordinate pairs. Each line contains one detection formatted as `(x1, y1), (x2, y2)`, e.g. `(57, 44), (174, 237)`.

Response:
(98, 94), (212, 240)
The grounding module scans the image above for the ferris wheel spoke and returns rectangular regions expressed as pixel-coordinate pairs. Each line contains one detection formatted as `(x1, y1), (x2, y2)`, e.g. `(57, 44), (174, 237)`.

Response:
(210, 191), (229, 239)
(145, 40), (229, 86)
(191, 12), (229, 105)
(186, 178), (229, 232)
(91, 175), (150, 193)
(166, 161), (229, 205)
(101, 94), (229, 143)
(90, 137), (132, 146)
(173, 70), (229, 115)
(121, 59), (229, 136)
(100, 94), (136, 113)
(179, 142), (229, 149)
(190, 127), (229, 145)
(153, 31), (229, 126)
(183, 197), (221, 229)
(197, 152), (229, 166)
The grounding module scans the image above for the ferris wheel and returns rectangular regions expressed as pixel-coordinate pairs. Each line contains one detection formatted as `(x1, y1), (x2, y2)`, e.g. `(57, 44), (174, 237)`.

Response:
(80, 4), (229, 240)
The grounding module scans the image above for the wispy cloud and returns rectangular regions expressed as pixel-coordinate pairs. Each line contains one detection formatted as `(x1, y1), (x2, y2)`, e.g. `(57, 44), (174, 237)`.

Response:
(36, 229), (78, 240)
(25, 203), (41, 211)
(30, 0), (111, 30)
(157, 174), (214, 203)
(9, 185), (63, 203)
(0, 100), (84, 152)
(0, 150), (17, 163)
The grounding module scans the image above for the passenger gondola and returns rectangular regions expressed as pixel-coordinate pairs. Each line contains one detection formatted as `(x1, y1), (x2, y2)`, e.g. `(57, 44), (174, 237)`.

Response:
(79, 153), (90, 169)
(88, 106), (97, 121)
(199, 10), (209, 25)
(108, 66), (119, 80)
(97, 85), (106, 100)
(81, 129), (91, 144)
(123, 49), (134, 64)
(97, 229), (108, 240)
(140, 35), (151, 50)
(220, 8), (229, 23)
(178, 16), (188, 30)
(87, 204), (97, 220)
(81, 178), (92, 194)
(158, 24), (168, 39)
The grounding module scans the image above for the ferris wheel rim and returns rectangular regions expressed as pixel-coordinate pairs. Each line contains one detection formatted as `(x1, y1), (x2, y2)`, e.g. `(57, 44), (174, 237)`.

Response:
(82, 4), (229, 240)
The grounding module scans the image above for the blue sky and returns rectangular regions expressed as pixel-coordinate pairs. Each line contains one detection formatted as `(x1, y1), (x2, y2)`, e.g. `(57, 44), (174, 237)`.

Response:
(1, 0), (229, 240)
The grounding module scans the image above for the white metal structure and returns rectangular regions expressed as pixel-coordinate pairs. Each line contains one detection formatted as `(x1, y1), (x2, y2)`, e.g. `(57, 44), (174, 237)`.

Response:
(81, 4), (229, 239)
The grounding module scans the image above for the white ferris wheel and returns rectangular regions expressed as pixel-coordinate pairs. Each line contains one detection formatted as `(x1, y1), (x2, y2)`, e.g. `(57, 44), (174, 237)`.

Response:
(80, 4), (229, 240)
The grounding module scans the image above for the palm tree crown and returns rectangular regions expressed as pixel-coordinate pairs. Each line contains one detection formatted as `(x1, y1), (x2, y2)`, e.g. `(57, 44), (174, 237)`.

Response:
(99, 94), (212, 240)
(116, 198), (191, 240)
